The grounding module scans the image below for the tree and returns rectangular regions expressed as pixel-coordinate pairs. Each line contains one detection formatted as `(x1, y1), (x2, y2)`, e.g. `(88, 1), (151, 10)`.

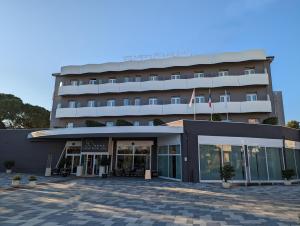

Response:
(0, 93), (50, 128)
(116, 119), (133, 126)
(262, 117), (278, 125)
(286, 120), (299, 129)
(211, 114), (222, 121)
(153, 118), (165, 126)
(220, 164), (235, 182)
(85, 120), (105, 127)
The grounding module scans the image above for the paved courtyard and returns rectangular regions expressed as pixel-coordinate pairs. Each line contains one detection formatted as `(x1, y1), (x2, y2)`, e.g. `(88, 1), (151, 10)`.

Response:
(0, 177), (299, 226)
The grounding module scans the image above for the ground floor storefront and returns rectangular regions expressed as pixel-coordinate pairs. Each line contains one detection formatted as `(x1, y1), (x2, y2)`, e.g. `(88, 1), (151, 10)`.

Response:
(1, 120), (300, 184)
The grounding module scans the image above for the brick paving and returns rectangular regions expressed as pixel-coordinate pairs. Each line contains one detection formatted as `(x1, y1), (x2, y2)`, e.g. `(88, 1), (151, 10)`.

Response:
(0, 177), (299, 225)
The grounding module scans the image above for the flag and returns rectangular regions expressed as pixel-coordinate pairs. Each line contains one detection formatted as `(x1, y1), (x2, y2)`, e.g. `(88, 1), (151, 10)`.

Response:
(189, 88), (195, 107)
(208, 89), (212, 108)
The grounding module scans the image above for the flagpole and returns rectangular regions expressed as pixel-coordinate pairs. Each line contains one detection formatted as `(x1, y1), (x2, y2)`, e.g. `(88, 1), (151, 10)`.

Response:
(193, 88), (196, 120)
(225, 89), (229, 121)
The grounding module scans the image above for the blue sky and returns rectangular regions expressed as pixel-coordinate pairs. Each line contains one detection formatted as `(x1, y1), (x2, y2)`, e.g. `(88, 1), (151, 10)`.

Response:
(0, 0), (299, 121)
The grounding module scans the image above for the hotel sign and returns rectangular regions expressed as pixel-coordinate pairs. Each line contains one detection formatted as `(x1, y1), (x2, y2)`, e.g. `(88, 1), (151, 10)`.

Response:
(82, 139), (108, 152)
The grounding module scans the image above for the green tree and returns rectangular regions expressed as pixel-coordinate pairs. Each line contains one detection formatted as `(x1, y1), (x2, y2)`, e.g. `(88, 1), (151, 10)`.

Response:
(85, 120), (105, 127)
(262, 117), (278, 125)
(286, 120), (299, 129)
(116, 119), (133, 126)
(211, 114), (222, 121)
(153, 118), (165, 126)
(0, 93), (50, 128)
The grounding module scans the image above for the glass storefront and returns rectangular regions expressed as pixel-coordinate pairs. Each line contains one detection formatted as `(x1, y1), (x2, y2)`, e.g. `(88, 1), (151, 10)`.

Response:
(285, 148), (300, 179)
(157, 145), (181, 180)
(248, 146), (268, 180)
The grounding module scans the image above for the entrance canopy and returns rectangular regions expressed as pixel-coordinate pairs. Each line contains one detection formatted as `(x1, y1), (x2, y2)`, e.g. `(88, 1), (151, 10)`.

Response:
(27, 126), (183, 139)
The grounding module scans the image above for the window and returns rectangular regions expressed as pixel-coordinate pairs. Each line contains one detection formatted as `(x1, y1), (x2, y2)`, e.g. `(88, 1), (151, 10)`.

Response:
(218, 70), (229, 76)
(87, 100), (96, 107)
(149, 75), (158, 81)
(79, 80), (83, 85)
(148, 98), (158, 105)
(248, 119), (259, 124)
(194, 72), (205, 78)
(244, 68), (255, 75)
(57, 103), (61, 109)
(220, 94), (230, 102)
(124, 77), (129, 83)
(106, 121), (114, 127)
(133, 121), (140, 126)
(148, 121), (154, 126)
(123, 98), (130, 106)
(135, 76), (141, 82)
(246, 93), (257, 101)
(195, 96), (205, 103)
(171, 74), (180, 80)
(107, 99), (116, 107)
(109, 78), (117, 84)
(68, 101), (76, 108)
(171, 97), (181, 104)
(134, 98), (141, 106)
(59, 81), (63, 87)
(70, 80), (78, 86)
(66, 122), (74, 128)
(89, 79), (97, 85)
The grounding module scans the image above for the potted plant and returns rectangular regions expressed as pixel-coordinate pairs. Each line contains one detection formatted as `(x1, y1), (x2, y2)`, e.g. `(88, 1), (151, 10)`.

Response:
(282, 169), (295, 185)
(220, 164), (235, 188)
(12, 175), (21, 187)
(4, 160), (15, 174)
(28, 175), (37, 187)
(100, 156), (111, 178)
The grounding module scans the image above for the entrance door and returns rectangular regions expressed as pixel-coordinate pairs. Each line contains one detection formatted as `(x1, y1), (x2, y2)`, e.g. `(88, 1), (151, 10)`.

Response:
(81, 153), (110, 176)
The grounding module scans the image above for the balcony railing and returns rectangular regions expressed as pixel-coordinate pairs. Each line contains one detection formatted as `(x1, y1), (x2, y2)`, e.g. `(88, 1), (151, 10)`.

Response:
(55, 100), (272, 118)
(58, 73), (269, 96)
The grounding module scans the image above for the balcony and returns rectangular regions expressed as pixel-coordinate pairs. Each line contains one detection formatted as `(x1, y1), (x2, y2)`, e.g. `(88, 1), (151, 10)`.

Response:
(58, 73), (269, 96)
(55, 100), (272, 118)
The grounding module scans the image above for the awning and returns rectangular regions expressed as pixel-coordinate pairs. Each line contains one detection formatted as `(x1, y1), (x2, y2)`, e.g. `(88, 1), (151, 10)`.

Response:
(27, 126), (183, 139)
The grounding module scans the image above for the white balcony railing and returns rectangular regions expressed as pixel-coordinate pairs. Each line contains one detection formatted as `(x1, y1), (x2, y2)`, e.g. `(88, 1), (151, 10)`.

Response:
(58, 73), (269, 96)
(55, 100), (272, 118)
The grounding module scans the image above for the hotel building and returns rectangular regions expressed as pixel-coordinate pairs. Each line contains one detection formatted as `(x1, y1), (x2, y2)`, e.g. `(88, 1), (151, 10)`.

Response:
(0, 50), (299, 183)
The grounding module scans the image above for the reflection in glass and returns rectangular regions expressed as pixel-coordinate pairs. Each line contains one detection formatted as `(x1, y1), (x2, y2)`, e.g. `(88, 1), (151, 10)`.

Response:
(223, 145), (245, 180)
(200, 145), (221, 180)
(158, 155), (168, 177)
(266, 147), (283, 180)
(249, 146), (268, 180)
(295, 150), (300, 179)
(285, 148), (297, 179)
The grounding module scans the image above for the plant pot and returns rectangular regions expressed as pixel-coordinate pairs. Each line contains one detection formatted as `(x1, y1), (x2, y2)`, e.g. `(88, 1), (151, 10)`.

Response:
(284, 180), (292, 186)
(99, 166), (105, 176)
(12, 180), (20, 187)
(28, 181), (36, 187)
(6, 169), (12, 174)
(222, 182), (231, 189)
(45, 167), (51, 177)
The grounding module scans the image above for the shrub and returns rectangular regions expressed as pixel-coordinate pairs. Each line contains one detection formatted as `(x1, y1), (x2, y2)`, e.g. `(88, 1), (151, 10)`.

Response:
(220, 164), (235, 182)
(4, 160), (15, 169)
(262, 117), (278, 125)
(153, 118), (165, 126)
(28, 175), (37, 181)
(211, 114), (222, 121)
(116, 119), (133, 126)
(282, 169), (295, 180)
(286, 120), (299, 129)
(13, 175), (21, 180)
(85, 120), (105, 127)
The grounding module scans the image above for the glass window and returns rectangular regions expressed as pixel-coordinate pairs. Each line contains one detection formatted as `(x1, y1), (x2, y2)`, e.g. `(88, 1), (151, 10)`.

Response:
(246, 93), (257, 101)
(248, 146), (268, 180)
(70, 80), (78, 86)
(124, 77), (129, 83)
(106, 121), (114, 127)
(169, 145), (181, 154)
(148, 98), (158, 105)
(244, 68), (255, 75)
(285, 148), (298, 179)
(218, 71), (228, 76)
(266, 147), (283, 180)
(149, 75), (158, 81)
(107, 99), (116, 107)
(199, 145), (222, 180)
(135, 76), (141, 82)
(220, 94), (230, 102)
(117, 145), (133, 154)
(133, 121), (139, 126)
(57, 103), (61, 109)
(248, 119), (259, 124)
(169, 155), (181, 179)
(109, 78), (117, 84)
(148, 121), (154, 126)
(89, 79), (97, 85)
(123, 98), (130, 106)
(171, 74), (180, 80)
(68, 101), (76, 108)
(117, 155), (133, 170)
(158, 146), (168, 154)
(135, 146), (150, 155)
(134, 98), (141, 106)
(158, 155), (169, 177)
(87, 100), (96, 107)
(222, 145), (245, 180)
(59, 81), (63, 87)
(66, 122), (74, 128)
(194, 72), (205, 78)
(171, 97), (181, 104)
(295, 150), (300, 179)
(196, 96), (205, 103)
